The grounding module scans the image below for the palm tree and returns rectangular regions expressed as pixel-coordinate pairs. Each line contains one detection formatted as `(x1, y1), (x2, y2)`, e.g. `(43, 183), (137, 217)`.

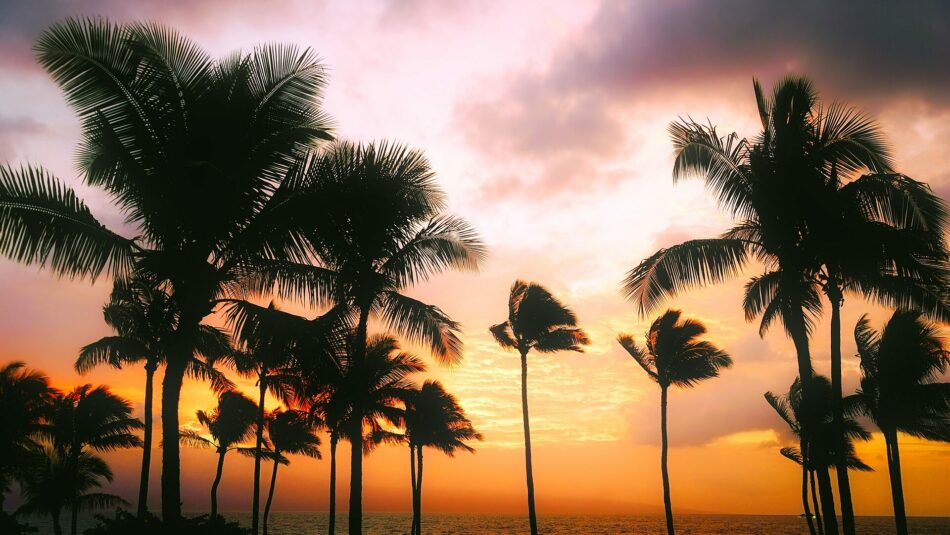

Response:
(0, 361), (53, 511)
(16, 446), (125, 535)
(403, 380), (481, 535)
(245, 140), (485, 534)
(261, 409), (321, 535)
(76, 276), (233, 517)
(42, 385), (142, 535)
(0, 19), (332, 521)
(618, 309), (731, 535)
(490, 280), (589, 535)
(179, 390), (259, 519)
(850, 311), (950, 535)
(777, 446), (823, 535)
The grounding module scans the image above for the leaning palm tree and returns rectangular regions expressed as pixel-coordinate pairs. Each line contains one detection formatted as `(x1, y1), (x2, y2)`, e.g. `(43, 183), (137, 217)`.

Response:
(850, 311), (950, 535)
(245, 140), (485, 535)
(0, 361), (53, 511)
(490, 280), (589, 535)
(403, 380), (481, 535)
(618, 309), (731, 535)
(261, 409), (321, 535)
(16, 446), (125, 535)
(179, 390), (259, 519)
(76, 276), (233, 517)
(0, 19), (333, 521)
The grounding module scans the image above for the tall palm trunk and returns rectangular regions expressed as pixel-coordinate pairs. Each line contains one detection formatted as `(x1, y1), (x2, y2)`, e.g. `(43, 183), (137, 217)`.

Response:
(348, 306), (371, 535)
(263, 455), (280, 535)
(70, 495), (78, 535)
(328, 435), (337, 535)
(161, 355), (188, 522)
(816, 466), (839, 535)
(409, 445), (418, 535)
(253, 376), (267, 534)
(660, 385), (675, 535)
(51, 509), (62, 535)
(519, 349), (539, 535)
(810, 469), (824, 535)
(884, 428), (908, 535)
(138, 361), (157, 517)
(415, 447), (424, 535)
(826, 281), (855, 535)
(801, 460), (816, 535)
(210, 450), (226, 518)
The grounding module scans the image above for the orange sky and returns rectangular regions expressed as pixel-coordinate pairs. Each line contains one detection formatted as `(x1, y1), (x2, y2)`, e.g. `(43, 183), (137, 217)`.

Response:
(1, 0), (950, 517)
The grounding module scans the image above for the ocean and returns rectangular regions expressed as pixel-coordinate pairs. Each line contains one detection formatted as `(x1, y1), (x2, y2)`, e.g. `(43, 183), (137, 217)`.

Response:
(22, 512), (950, 534)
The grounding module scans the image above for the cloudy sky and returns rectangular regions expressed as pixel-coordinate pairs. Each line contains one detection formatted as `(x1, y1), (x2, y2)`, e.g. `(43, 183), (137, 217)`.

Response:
(2, 0), (949, 516)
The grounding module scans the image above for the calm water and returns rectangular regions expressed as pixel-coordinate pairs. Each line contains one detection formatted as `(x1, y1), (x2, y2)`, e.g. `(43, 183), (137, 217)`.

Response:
(21, 512), (950, 534)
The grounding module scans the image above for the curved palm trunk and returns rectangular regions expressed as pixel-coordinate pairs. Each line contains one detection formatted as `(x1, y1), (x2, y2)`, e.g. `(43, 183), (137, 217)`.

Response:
(826, 284), (855, 535)
(253, 376), (267, 534)
(51, 509), (63, 535)
(519, 349), (539, 535)
(263, 455), (280, 535)
(415, 447), (424, 535)
(816, 466), (839, 535)
(210, 450), (226, 518)
(161, 356), (188, 522)
(810, 469), (824, 535)
(328, 436), (337, 535)
(70, 499), (78, 535)
(801, 460), (816, 535)
(138, 361), (157, 517)
(348, 306), (371, 535)
(660, 385), (675, 535)
(884, 428), (908, 535)
(409, 445), (418, 535)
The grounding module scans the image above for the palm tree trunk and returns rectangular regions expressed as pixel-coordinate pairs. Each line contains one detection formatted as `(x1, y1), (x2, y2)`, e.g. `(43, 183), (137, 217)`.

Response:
(801, 460), (816, 535)
(415, 447), (424, 535)
(810, 469), (824, 535)
(660, 385), (675, 535)
(328, 436), (337, 535)
(409, 445), (418, 535)
(253, 376), (267, 534)
(263, 456), (279, 535)
(519, 349), (539, 535)
(885, 428), (908, 535)
(826, 283), (855, 535)
(784, 305), (820, 534)
(816, 466), (839, 535)
(70, 500), (77, 535)
(211, 450), (226, 519)
(138, 361), (156, 518)
(51, 509), (63, 535)
(348, 305), (370, 535)
(161, 355), (188, 523)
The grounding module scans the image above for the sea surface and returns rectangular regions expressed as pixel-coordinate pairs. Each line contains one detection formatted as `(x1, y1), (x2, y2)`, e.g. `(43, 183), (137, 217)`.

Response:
(20, 512), (950, 534)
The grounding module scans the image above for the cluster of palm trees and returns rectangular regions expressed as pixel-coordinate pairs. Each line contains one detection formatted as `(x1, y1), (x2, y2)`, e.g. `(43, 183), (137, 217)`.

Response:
(0, 18), (483, 535)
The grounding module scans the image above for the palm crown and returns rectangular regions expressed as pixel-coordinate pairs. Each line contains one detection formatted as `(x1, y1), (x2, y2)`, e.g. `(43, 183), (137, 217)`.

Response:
(404, 380), (481, 455)
(490, 280), (590, 354)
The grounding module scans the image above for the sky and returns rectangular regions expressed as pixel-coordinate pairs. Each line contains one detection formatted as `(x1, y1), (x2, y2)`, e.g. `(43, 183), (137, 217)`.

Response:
(1, 0), (950, 517)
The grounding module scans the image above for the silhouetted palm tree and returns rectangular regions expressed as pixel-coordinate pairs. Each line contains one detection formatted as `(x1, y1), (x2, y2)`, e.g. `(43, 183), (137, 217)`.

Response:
(491, 280), (589, 535)
(402, 380), (481, 535)
(850, 311), (950, 535)
(76, 276), (233, 517)
(261, 409), (321, 535)
(619, 309), (731, 535)
(16, 446), (125, 535)
(179, 390), (259, 519)
(0, 19), (332, 521)
(245, 140), (484, 535)
(0, 361), (53, 511)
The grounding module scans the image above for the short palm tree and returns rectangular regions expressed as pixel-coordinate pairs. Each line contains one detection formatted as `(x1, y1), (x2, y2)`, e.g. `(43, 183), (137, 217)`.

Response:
(16, 446), (125, 535)
(403, 380), (481, 535)
(491, 280), (589, 535)
(179, 390), (259, 519)
(76, 276), (233, 516)
(0, 361), (53, 511)
(618, 309), (731, 535)
(246, 140), (485, 535)
(261, 409), (321, 535)
(850, 311), (950, 535)
(0, 19), (333, 521)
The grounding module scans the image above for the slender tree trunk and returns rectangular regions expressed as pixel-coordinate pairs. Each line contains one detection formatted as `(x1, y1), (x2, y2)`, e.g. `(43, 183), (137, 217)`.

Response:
(51, 509), (62, 535)
(138, 362), (156, 518)
(161, 356), (188, 523)
(348, 305), (371, 535)
(70, 500), (77, 535)
(253, 375), (267, 534)
(801, 460), (816, 535)
(810, 469), (824, 535)
(816, 466), (839, 535)
(328, 436), (337, 535)
(210, 450), (226, 519)
(263, 456), (279, 535)
(409, 445), (418, 535)
(660, 385), (675, 535)
(519, 349), (539, 535)
(415, 447), (424, 535)
(885, 429), (908, 535)
(826, 283), (855, 535)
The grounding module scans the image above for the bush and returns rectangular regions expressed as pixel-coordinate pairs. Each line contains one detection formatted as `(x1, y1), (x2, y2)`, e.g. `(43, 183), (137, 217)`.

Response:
(84, 510), (250, 535)
(0, 512), (38, 534)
